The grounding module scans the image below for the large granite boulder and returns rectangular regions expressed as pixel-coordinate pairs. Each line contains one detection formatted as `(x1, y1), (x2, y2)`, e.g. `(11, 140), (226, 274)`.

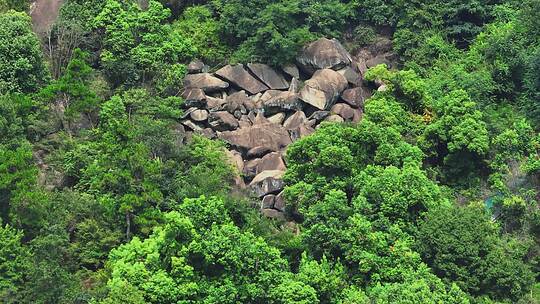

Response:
(331, 103), (355, 121)
(247, 63), (289, 90)
(299, 69), (348, 110)
(296, 38), (352, 75)
(263, 91), (302, 115)
(218, 121), (292, 152)
(208, 111), (239, 131)
(283, 111), (308, 130)
(215, 64), (269, 94)
(183, 73), (229, 93)
(249, 170), (285, 197)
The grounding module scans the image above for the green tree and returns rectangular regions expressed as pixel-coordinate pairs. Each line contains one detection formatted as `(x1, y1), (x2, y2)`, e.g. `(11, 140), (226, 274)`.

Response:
(0, 11), (49, 93)
(0, 224), (30, 301)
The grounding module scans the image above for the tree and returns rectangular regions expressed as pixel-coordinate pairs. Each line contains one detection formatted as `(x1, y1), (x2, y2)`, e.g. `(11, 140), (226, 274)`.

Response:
(0, 11), (49, 93)
(0, 224), (30, 301)
(417, 205), (535, 301)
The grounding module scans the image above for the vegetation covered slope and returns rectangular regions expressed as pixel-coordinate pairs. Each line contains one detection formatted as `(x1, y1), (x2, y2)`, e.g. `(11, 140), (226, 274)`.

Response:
(0, 0), (539, 303)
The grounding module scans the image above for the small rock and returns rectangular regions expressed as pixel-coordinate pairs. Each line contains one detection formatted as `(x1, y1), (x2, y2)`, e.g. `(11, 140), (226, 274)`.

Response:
(274, 191), (286, 212)
(267, 112), (286, 125)
(208, 111), (239, 131)
(283, 111), (308, 130)
(181, 119), (203, 131)
(282, 64), (300, 79)
(309, 110), (330, 122)
(249, 170), (285, 197)
(187, 60), (206, 74)
(331, 103), (355, 121)
(261, 208), (285, 220)
(181, 88), (206, 108)
(262, 195), (276, 209)
(337, 66), (361, 86)
(341, 87), (369, 109)
(190, 109), (208, 122)
(324, 114), (344, 123)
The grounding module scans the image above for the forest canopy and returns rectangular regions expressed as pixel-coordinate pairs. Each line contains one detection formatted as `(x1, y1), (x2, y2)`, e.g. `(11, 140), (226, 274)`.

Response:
(0, 0), (539, 303)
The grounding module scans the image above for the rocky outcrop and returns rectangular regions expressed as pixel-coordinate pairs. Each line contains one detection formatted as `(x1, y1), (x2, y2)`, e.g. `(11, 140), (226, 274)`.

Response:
(179, 36), (389, 218)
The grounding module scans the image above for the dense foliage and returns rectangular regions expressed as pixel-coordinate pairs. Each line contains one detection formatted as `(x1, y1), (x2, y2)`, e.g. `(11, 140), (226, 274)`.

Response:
(0, 0), (538, 303)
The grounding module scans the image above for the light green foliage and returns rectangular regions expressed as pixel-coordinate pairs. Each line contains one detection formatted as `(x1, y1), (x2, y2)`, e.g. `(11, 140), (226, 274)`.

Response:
(93, 0), (195, 87)
(173, 6), (230, 64)
(368, 264), (470, 304)
(100, 196), (291, 303)
(0, 11), (49, 93)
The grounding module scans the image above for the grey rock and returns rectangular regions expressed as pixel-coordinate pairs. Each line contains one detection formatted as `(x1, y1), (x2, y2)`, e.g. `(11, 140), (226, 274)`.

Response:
(190, 109), (208, 122)
(249, 170), (285, 197)
(187, 60), (206, 74)
(341, 87), (369, 109)
(324, 114), (344, 123)
(208, 111), (239, 131)
(218, 121), (291, 152)
(181, 88), (206, 108)
(299, 69), (348, 110)
(262, 195), (276, 209)
(337, 66), (361, 86)
(215, 64), (269, 94)
(282, 64), (300, 79)
(331, 103), (355, 121)
(267, 112), (286, 125)
(247, 63), (289, 90)
(183, 73), (229, 93)
(263, 91), (302, 115)
(296, 38), (352, 75)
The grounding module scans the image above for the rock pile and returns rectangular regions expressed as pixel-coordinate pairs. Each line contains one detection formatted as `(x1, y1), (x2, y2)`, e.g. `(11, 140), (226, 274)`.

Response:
(179, 37), (384, 219)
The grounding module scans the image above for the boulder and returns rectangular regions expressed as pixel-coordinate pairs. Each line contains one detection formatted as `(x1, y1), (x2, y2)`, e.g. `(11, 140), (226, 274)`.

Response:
(247, 146), (273, 159)
(299, 69), (348, 110)
(341, 87), (369, 109)
(352, 107), (363, 123)
(181, 119), (203, 131)
(225, 149), (244, 173)
(238, 115), (252, 128)
(197, 128), (216, 139)
(218, 121), (292, 152)
(331, 103), (355, 121)
(260, 90), (284, 103)
(187, 60), (206, 74)
(183, 73), (229, 93)
(261, 208), (285, 220)
(289, 77), (299, 93)
(296, 38), (352, 75)
(262, 195), (276, 209)
(181, 88), (206, 108)
(309, 110), (330, 122)
(247, 63), (289, 90)
(263, 91), (302, 115)
(215, 64), (269, 94)
(243, 158), (261, 179)
(190, 109), (208, 122)
(337, 66), (362, 86)
(366, 55), (391, 69)
(206, 96), (227, 110)
(249, 170), (285, 197)
(226, 91), (250, 113)
(282, 64), (300, 79)
(208, 111), (239, 131)
(267, 112), (286, 125)
(283, 111), (308, 130)
(258, 152), (287, 173)
(274, 191), (286, 212)
(324, 114), (344, 123)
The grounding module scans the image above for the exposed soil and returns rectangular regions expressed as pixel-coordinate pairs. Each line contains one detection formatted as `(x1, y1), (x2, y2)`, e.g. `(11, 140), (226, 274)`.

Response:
(29, 0), (63, 34)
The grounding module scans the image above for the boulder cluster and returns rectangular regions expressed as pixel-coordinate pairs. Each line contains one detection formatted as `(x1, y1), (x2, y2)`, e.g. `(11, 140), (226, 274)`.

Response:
(179, 38), (383, 219)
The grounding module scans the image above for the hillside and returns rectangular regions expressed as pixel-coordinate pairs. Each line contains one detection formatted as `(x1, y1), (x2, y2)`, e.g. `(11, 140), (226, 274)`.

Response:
(0, 0), (539, 303)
